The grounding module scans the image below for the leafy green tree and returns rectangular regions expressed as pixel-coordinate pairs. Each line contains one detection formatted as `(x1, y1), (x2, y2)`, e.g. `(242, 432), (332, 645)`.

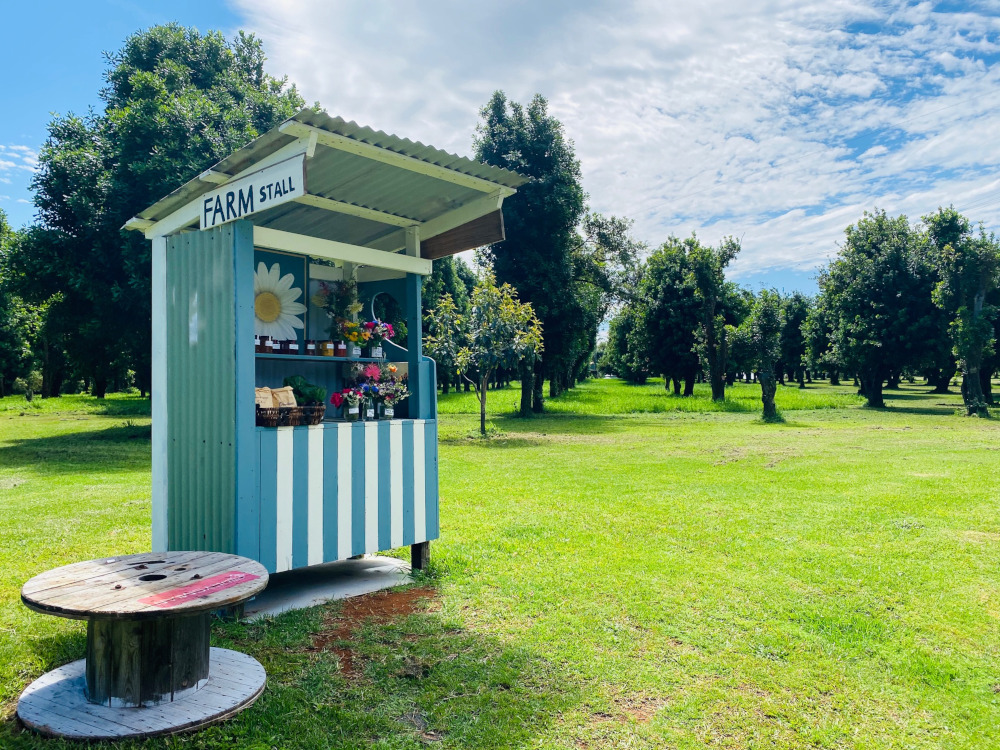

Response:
(634, 238), (700, 394)
(8, 25), (303, 396)
(687, 235), (741, 401)
(600, 305), (651, 384)
(424, 293), (466, 396)
(824, 210), (939, 408)
(0, 211), (33, 397)
(803, 284), (840, 384)
(735, 289), (784, 420)
(780, 292), (812, 387)
(456, 272), (543, 435)
(473, 91), (586, 411)
(924, 207), (1000, 416)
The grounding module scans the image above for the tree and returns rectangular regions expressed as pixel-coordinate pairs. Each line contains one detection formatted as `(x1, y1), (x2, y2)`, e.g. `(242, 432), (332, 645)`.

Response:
(803, 284), (839, 384)
(735, 289), (784, 420)
(687, 235), (741, 401)
(634, 238), (701, 394)
(424, 293), (466, 397)
(456, 272), (543, 436)
(923, 208), (1000, 416)
(7, 25), (303, 396)
(600, 305), (651, 384)
(474, 92), (586, 411)
(824, 210), (939, 408)
(0, 212), (33, 397)
(780, 292), (811, 387)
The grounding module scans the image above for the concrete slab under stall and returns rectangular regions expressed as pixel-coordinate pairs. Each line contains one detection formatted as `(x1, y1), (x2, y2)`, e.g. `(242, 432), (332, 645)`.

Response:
(244, 556), (412, 618)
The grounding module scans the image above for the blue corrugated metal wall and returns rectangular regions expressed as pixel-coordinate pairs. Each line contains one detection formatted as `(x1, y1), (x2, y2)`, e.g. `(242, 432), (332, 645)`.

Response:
(165, 222), (254, 552)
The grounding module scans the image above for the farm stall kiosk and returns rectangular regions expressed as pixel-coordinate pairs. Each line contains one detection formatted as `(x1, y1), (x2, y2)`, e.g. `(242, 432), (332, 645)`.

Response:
(125, 109), (525, 573)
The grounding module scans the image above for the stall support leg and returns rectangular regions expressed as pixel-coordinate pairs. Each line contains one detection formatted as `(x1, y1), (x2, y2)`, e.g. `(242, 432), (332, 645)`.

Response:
(411, 542), (430, 572)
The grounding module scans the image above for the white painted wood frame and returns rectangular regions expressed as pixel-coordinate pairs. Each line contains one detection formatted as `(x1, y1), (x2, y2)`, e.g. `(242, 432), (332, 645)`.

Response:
(253, 226), (432, 275)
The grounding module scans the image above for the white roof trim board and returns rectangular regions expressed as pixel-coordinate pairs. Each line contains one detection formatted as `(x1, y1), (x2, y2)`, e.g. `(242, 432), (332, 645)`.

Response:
(128, 109), (526, 260)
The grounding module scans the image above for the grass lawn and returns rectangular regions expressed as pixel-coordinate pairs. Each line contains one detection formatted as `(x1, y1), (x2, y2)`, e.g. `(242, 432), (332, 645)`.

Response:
(1, 380), (999, 748)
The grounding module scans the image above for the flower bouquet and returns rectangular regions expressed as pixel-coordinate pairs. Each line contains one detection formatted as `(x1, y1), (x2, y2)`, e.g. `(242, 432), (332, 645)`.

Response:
(331, 387), (363, 422)
(339, 319), (363, 358)
(379, 371), (410, 419)
(361, 320), (394, 358)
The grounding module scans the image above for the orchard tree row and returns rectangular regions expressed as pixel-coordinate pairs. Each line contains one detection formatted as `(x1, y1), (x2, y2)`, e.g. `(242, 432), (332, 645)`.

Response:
(602, 208), (1000, 417)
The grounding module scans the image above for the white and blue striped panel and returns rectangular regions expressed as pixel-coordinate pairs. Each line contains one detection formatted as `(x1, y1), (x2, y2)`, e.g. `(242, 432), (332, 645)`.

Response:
(255, 420), (438, 574)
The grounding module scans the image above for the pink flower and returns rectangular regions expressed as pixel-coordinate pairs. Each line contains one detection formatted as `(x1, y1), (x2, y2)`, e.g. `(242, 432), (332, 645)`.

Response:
(363, 364), (382, 382)
(330, 393), (344, 408)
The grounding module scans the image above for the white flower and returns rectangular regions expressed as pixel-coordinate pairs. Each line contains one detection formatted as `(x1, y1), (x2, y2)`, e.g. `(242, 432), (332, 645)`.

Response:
(254, 262), (307, 341)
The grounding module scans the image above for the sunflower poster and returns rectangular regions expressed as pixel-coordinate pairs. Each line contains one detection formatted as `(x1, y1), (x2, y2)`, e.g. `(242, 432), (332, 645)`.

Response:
(253, 250), (308, 345)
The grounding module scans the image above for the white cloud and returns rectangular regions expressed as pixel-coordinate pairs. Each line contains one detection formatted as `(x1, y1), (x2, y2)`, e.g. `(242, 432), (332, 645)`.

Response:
(235, 0), (1000, 284)
(0, 144), (38, 175)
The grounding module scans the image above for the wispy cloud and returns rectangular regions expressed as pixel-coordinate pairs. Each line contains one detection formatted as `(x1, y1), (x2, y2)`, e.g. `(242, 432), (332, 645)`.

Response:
(235, 0), (1000, 281)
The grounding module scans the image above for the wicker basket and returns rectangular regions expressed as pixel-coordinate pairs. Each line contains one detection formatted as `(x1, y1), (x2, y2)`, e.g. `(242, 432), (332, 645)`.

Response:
(302, 404), (326, 425)
(255, 407), (282, 427)
(281, 406), (304, 427)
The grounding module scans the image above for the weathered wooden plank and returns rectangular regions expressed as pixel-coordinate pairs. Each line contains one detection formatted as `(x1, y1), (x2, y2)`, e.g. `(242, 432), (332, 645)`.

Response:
(411, 541), (430, 571)
(17, 649), (266, 741)
(26, 556), (267, 620)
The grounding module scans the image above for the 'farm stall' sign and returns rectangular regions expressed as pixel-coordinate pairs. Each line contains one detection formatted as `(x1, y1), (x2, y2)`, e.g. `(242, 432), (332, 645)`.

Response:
(200, 154), (306, 230)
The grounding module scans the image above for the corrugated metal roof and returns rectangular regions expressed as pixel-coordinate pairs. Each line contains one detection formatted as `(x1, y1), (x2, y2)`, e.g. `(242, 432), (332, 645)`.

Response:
(137, 109), (527, 246)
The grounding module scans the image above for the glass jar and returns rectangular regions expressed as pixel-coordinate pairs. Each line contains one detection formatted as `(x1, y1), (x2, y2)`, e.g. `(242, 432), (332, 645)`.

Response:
(304, 339), (318, 356)
(319, 340), (334, 357)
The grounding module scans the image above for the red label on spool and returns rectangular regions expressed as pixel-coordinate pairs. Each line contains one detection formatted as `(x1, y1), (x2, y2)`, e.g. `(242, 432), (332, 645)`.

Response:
(138, 571), (261, 609)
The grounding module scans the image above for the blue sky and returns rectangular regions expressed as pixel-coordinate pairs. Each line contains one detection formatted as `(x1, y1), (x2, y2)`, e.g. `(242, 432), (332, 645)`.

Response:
(3, 1), (1000, 295)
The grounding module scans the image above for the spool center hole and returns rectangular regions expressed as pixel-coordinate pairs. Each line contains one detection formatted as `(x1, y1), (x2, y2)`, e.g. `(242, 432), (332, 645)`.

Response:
(138, 574), (167, 582)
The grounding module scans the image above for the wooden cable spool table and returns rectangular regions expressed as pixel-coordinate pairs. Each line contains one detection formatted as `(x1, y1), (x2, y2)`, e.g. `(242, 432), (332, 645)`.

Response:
(17, 551), (269, 741)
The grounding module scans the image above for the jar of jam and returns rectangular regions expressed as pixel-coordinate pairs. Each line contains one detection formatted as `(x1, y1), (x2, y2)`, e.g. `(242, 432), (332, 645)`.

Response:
(287, 340), (300, 356)
(266, 338), (279, 355)
(320, 340), (335, 357)
(305, 339), (318, 356)
(335, 341), (348, 357)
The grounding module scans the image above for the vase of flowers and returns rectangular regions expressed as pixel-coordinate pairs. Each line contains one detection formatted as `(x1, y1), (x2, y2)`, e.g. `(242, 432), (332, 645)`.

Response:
(361, 320), (394, 358)
(332, 388), (362, 422)
(380, 367), (410, 419)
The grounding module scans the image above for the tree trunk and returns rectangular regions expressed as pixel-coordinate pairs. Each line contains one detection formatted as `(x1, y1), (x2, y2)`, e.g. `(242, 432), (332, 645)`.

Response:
(441, 378), (450, 394)
(672, 377), (681, 395)
(860, 367), (885, 408)
(759, 370), (778, 420)
(829, 369), (840, 386)
(886, 371), (900, 389)
(479, 374), (488, 436)
(92, 375), (109, 399)
(519, 360), (533, 418)
(797, 369), (805, 389)
(980, 368), (994, 406)
(531, 360), (544, 413)
(961, 365), (989, 416)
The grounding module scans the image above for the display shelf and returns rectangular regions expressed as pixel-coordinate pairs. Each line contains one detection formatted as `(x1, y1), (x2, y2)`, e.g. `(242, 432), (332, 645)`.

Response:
(255, 353), (383, 363)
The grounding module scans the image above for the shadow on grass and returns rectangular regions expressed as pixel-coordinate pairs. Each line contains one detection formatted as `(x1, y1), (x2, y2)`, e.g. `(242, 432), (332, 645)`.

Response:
(0, 425), (150, 473)
(3, 595), (582, 749)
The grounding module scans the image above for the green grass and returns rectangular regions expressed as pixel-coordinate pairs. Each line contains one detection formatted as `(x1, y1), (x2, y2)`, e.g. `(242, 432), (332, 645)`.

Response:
(2, 382), (1000, 748)
(437, 377), (866, 417)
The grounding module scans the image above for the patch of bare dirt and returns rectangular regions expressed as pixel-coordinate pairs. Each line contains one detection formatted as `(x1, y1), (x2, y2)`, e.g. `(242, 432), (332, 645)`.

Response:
(309, 586), (437, 678)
